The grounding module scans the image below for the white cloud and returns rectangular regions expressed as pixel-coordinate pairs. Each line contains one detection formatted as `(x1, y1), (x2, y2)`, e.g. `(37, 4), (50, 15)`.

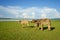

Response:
(0, 6), (22, 18)
(31, 12), (35, 18)
(21, 12), (35, 18)
(40, 13), (47, 18)
(0, 5), (60, 18)
(54, 13), (60, 18)
(39, 7), (60, 18)
(22, 13), (29, 18)
(0, 14), (3, 17)
(40, 7), (54, 13)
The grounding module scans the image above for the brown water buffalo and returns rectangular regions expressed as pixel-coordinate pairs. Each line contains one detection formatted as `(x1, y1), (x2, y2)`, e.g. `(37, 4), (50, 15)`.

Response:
(18, 20), (29, 27)
(32, 19), (40, 27)
(32, 18), (51, 30)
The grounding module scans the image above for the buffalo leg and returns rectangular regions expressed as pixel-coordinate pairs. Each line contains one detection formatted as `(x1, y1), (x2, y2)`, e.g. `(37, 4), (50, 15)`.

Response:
(41, 24), (43, 30)
(48, 24), (51, 30)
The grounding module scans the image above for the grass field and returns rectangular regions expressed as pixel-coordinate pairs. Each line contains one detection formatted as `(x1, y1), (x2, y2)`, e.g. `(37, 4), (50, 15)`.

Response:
(0, 20), (60, 40)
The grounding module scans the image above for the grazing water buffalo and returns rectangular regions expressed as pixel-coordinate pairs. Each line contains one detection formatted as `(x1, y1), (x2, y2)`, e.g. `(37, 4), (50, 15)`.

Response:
(18, 20), (29, 27)
(32, 18), (51, 30)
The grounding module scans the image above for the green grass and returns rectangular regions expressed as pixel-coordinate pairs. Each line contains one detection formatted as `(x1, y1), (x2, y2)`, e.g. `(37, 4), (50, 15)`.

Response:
(0, 20), (60, 40)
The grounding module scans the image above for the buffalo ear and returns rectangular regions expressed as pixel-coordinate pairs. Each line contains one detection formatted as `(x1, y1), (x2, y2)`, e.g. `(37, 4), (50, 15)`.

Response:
(32, 20), (37, 23)
(32, 19), (37, 23)
(35, 20), (37, 22)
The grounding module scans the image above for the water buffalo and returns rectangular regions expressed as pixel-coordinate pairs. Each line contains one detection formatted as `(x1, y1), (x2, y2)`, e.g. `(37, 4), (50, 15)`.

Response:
(18, 20), (29, 27)
(32, 18), (51, 30)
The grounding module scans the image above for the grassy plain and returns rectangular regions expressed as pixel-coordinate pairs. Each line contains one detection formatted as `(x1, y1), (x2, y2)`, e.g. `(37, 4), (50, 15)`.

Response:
(0, 20), (60, 40)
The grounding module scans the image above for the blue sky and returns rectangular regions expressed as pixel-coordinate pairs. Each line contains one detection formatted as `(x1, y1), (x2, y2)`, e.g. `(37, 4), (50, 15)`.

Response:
(0, 0), (60, 19)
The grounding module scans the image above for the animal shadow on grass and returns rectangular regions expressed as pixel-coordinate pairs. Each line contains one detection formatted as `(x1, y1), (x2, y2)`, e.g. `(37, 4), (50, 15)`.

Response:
(23, 26), (34, 28)
(29, 26), (34, 28)
(51, 27), (55, 31)
(39, 27), (55, 31)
